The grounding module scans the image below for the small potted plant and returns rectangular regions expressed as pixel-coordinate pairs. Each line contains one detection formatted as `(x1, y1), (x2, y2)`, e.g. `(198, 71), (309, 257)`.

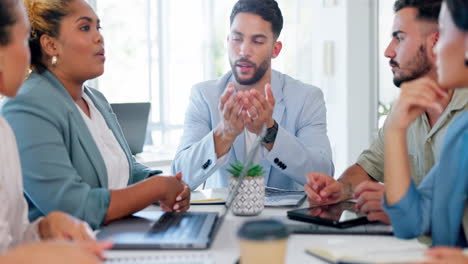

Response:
(227, 161), (265, 216)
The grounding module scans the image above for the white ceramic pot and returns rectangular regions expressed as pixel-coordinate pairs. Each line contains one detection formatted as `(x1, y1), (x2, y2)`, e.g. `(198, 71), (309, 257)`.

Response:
(229, 176), (265, 216)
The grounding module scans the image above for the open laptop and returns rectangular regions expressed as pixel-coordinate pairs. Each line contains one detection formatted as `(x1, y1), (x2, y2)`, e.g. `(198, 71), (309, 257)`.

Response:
(97, 126), (266, 250)
(110, 102), (151, 155)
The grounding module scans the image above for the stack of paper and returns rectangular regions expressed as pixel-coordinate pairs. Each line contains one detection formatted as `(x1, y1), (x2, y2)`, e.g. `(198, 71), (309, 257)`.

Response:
(306, 238), (428, 263)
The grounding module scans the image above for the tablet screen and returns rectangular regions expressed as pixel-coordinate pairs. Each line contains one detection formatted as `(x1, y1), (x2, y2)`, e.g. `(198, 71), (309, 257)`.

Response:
(287, 201), (369, 228)
(308, 201), (364, 222)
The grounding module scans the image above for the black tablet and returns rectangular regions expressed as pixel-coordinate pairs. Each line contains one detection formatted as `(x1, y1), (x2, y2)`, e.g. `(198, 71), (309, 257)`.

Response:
(287, 201), (370, 228)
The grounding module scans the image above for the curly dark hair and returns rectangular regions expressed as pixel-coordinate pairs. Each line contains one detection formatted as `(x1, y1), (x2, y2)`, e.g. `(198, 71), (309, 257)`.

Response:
(394, 0), (442, 23)
(230, 0), (283, 39)
(0, 0), (18, 46)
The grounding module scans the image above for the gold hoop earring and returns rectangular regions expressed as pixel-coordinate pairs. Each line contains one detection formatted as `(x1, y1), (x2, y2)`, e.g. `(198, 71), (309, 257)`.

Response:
(51, 56), (58, 67)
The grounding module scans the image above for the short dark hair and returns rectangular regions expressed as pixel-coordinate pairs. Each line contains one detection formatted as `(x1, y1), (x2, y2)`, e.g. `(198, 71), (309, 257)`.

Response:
(0, 0), (18, 46)
(445, 0), (468, 31)
(394, 0), (442, 23)
(230, 0), (283, 39)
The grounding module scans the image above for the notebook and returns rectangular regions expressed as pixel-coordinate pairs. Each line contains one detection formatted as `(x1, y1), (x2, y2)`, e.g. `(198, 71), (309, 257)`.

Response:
(110, 102), (151, 155)
(97, 126), (266, 250)
(305, 240), (429, 264)
(190, 188), (227, 205)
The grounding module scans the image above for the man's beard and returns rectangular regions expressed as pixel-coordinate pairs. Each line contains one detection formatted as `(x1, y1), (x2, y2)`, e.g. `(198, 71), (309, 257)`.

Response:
(392, 45), (433, 87)
(230, 57), (270, 86)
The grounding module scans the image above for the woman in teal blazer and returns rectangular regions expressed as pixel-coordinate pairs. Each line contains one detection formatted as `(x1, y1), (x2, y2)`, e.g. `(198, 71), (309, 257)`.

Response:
(383, 0), (468, 252)
(0, 0), (112, 262)
(1, 0), (190, 229)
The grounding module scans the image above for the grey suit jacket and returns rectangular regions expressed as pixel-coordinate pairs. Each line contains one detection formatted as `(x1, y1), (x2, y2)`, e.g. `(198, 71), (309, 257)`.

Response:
(172, 70), (334, 190)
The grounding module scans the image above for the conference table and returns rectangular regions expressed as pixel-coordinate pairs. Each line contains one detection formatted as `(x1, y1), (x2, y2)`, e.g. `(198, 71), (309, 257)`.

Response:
(104, 197), (427, 264)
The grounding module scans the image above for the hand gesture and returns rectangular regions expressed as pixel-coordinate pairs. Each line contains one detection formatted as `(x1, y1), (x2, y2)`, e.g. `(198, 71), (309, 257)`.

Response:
(39, 212), (95, 241)
(167, 173), (191, 212)
(386, 78), (447, 132)
(217, 82), (246, 140)
(0, 240), (113, 264)
(354, 181), (390, 224)
(243, 83), (276, 135)
(420, 247), (468, 264)
(158, 173), (187, 212)
(304, 173), (348, 206)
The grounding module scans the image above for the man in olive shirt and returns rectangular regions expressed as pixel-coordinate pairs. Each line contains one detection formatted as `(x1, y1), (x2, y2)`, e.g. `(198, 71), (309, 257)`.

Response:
(305, 0), (468, 224)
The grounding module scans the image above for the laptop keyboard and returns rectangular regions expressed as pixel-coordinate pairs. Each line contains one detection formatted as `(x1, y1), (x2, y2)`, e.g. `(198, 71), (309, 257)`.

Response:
(105, 253), (215, 264)
(148, 213), (208, 240)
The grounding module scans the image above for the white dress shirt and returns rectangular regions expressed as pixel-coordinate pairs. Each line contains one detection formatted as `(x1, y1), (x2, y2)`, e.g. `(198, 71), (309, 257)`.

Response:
(244, 128), (263, 164)
(77, 93), (130, 189)
(0, 116), (41, 254)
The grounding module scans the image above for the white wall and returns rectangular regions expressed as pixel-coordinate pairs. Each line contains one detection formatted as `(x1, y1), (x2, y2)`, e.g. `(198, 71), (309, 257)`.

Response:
(345, 0), (379, 170)
(88, 0), (380, 176)
(288, 0), (378, 176)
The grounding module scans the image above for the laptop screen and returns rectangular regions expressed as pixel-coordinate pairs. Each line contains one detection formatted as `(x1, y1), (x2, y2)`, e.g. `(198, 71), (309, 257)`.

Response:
(111, 102), (151, 155)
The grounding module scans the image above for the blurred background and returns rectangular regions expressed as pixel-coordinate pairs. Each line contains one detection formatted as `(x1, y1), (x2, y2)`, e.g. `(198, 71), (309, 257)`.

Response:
(83, 0), (398, 175)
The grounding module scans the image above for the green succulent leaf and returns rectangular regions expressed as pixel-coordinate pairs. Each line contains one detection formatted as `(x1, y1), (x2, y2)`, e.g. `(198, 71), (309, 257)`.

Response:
(226, 161), (264, 177)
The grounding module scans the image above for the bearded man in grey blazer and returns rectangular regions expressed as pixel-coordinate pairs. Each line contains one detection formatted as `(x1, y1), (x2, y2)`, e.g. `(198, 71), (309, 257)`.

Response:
(172, 0), (334, 190)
